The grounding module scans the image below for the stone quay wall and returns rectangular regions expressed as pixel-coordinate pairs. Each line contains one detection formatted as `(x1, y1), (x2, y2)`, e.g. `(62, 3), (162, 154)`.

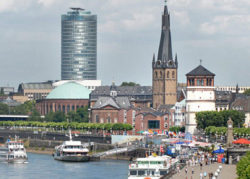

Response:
(0, 129), (111, 144)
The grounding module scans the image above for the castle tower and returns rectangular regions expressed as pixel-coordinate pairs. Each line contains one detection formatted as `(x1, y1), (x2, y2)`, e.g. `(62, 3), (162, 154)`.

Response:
(152, 3), (178, 109)
(185, 65), (216, 134)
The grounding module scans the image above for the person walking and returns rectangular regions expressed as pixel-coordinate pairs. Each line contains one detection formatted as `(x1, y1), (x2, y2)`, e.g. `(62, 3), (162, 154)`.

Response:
(185, 167), (188, 175)
(200, 162), (203, 170)
(192, 167), (194, 175)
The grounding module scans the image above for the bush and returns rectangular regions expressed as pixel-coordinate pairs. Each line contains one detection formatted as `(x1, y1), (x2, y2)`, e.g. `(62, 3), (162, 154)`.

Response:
(237, 152), (250, 179)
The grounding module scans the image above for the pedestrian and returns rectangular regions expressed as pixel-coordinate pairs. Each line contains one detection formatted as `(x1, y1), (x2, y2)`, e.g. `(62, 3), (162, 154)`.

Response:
(185, 167), (188, 174)
(200, 162), (203, 170)
(200, 172), (203, 179)
(192, 167), (194, 174)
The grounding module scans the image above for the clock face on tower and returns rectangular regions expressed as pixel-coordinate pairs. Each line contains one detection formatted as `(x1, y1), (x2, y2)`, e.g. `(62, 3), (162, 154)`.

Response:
(228, 124), (232, 128)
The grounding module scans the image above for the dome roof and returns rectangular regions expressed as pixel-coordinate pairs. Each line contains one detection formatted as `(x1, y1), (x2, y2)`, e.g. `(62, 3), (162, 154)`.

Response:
(46, 82), (90, 99)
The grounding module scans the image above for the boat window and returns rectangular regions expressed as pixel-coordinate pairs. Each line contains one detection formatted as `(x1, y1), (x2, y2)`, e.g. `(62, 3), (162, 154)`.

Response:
(130, 171), (137, 176)
(138, 161), (149, 164)
(150, 161), (158, 164)
(138, 170), (145, 176)
(160, 171), (167, 175)
(151, 171), (155, 176)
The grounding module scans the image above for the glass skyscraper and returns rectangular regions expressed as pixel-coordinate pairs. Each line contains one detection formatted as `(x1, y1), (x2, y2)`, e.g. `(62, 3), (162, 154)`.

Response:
(61, 8), (97, 80)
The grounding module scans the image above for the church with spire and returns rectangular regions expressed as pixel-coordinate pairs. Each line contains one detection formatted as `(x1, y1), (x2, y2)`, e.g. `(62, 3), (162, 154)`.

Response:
(152, 2), (178, 109)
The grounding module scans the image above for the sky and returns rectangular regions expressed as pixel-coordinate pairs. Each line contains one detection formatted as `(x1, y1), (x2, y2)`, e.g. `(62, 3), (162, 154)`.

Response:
(0, 0), (250, 90)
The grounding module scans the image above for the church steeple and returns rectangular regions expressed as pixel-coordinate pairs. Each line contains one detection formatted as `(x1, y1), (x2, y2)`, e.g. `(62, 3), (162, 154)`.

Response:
(157, 2), (173, 63)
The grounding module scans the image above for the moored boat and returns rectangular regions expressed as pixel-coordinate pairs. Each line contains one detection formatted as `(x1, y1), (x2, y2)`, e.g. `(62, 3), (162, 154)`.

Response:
(53, 130), (90, 162)
(128, 155), (179, 179)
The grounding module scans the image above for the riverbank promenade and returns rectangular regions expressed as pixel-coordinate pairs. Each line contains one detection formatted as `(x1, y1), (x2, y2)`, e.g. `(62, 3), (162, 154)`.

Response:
(172, 163), (237, 179)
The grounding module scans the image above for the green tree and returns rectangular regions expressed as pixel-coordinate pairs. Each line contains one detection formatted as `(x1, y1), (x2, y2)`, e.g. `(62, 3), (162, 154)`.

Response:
(45, 111), (66, 122)
(196, 110), (245, 129)
(243, 89), (250, 96)
(0, 103), (9, 114)
(237, 152), (250, 179)
(120, 82), (140, 86)
(28, 109), (41, 121)
(76, 106), (89, 123)
(67, 111), (81, 123)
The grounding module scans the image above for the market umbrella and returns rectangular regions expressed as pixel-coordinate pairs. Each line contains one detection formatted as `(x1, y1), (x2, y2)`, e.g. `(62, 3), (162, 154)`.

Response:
(212, 147), (224, 154)
(233, 138), (250, 144)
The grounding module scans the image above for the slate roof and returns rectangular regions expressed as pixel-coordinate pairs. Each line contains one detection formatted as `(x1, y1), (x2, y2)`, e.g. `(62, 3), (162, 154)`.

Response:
(90, 86), (152, 101)
(18, 82), (53, 91)
(231, 95), (250, 112)
(186, 65), (215, 76)
(157, 5), (172, 62)
(0, 97), (21, 107)
(92, 96), (131, 109)
(215, 91), (233, 106)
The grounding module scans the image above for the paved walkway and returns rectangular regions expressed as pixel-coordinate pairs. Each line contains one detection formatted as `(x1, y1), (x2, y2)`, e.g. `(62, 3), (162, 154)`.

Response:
(172, 163), (237, 179)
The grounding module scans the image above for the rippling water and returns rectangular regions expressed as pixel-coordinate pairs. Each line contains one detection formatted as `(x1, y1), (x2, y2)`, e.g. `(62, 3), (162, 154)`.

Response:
(0, 153), (129, 179)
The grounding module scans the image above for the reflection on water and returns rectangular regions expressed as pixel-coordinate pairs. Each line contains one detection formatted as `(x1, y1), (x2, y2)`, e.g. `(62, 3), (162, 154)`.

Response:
(0, 153), (129, 179)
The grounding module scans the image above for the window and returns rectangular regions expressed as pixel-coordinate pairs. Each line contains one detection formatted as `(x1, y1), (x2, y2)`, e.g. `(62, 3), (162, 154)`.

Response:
(148, 120), (160, 129)
(167, 71), (169, 78)
(155, 71), (158, 78)
(189, 78), (194, 86)
(207, 78), (212, 86)
(130, 171), (137, 176)
(160, 71), (162, 78)
(138, 170), (145, 176)
(107, 116), (111, 123)
(96, 115), (99, 123)
(172, 71), (175, 79)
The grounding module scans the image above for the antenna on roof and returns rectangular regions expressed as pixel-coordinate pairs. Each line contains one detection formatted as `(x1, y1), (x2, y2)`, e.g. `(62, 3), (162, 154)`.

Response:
(164, 0), (167, 5)
(200, 59), (202, 66)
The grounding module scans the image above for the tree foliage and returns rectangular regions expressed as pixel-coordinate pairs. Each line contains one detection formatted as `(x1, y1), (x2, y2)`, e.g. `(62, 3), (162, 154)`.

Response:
(243, 89), (250, 96)
(120, 82), (140, 86)
(205, 126), (250, 136)
(0, 121), (133, 131)
(237, 152), (250, 179)
(0, 103), (9, 114)
(196, 110), (245, 129)
(169, 126), (185, 133)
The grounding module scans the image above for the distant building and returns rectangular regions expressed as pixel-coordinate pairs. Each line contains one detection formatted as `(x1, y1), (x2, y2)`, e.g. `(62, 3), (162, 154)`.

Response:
(152, 3), (178, 109)
(231, 95), (250, 128)
(36, 82), (90, 115)
(215, 91), (234, 111)
(61, 8), (97, 80)
(18, 82), (53, 101)
(216, 86), (250, 93)
(172, 99), (186, 126)
(90, 84), (152, 109)
(0, 97), (21, 107)
(53, 80), (101, 91)
(185, 65), (216, 134)
(0, 87), (14, 95)
(90, 94), (173, 135)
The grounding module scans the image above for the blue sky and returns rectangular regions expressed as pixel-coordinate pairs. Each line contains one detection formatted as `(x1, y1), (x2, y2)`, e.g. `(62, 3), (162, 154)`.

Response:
(0, 0), (250, 89)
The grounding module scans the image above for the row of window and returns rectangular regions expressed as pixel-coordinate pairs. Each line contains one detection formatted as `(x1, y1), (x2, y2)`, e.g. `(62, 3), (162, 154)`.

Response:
(154, 71), (175, 79)
(188, 78), (213, 86)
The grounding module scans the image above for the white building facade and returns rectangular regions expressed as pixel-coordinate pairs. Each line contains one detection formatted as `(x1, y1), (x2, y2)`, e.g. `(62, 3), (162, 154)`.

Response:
(172, 99), (186, 126)
(185, 65), (216, 134)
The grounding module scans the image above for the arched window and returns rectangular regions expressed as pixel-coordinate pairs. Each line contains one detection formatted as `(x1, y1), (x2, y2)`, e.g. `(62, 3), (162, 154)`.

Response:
(155, 71), (158, 78)
(172, 71), (175, 79)
(160, 71), (162, 78)
(167, 71), (170, 78)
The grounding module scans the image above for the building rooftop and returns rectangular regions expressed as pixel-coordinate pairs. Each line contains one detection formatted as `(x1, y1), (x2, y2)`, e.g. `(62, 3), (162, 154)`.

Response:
(92, 96), (131, 109)
(186, 65), (215, 76)
(46, 82), (90, 99)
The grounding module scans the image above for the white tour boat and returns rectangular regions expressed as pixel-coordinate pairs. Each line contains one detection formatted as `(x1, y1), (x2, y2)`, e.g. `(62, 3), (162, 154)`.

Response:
(128, 155), (179, 179)
(53, 130), (90, 162)
(0, 138), (28, 164)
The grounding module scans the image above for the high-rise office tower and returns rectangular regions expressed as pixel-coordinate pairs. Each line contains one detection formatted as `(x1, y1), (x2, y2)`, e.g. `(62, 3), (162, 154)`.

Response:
(61, 8), (97, 80)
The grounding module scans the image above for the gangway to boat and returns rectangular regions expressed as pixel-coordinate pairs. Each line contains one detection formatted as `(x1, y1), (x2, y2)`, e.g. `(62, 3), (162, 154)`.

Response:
(92, 145), (138, 158)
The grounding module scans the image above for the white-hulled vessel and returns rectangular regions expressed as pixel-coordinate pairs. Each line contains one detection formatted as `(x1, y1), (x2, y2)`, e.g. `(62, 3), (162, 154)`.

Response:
(0, 138), (28, 164)
(53, 130), (90, 162)
(128, 155), (179, 179)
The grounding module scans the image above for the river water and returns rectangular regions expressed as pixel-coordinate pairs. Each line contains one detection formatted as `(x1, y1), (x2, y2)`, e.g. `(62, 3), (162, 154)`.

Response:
(0, 153), (129, 179)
